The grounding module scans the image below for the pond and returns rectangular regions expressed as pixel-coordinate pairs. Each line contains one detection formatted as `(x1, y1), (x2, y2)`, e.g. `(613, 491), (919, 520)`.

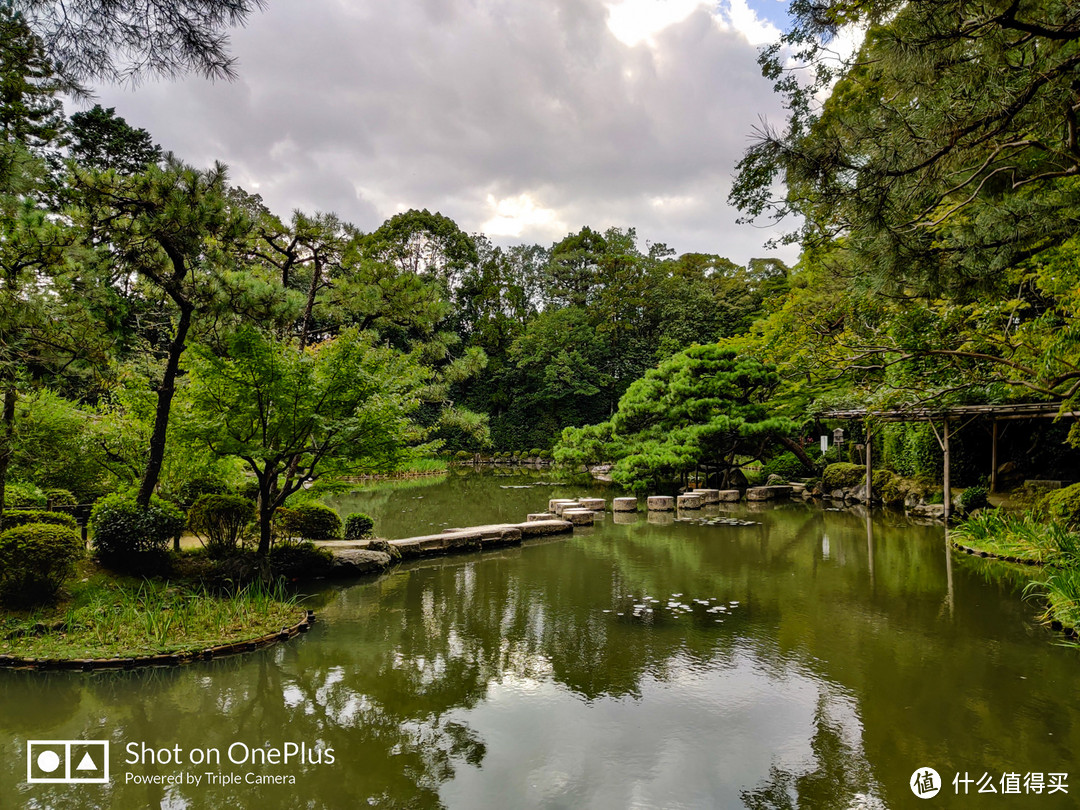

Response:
(2, 470), (1078, 809)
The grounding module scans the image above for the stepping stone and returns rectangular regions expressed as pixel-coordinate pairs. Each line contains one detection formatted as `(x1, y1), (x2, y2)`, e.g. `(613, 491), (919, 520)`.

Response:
(561, 508), (595, 525)
(677, 494), (703, 509)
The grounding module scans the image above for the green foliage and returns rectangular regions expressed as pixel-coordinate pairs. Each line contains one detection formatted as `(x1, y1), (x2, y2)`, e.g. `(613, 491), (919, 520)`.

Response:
(344, 512), (375, 541)
(873, 470), (909, 506)
(733, 0), (1080, 298)
(89, 494), (186, 560)
(0, 523), (83, 606)
(10, 390), (108, 500)
(882, 424), (943, 482)
(68, 105), (161, 174)
(277, 503), (342, 541)
(187, 494), (254, 557)
(557, 344), (794, 492)
(181, 325), (425, 554)
(822, 463), (865, 491)
(267, 541), (334, 579)
(957, 485), (990, 515)
(761, 452), (811, 481)
(43, 488), (77, 506)
(4, 481), (46, 507)
(0, 509), (77, 530)
(1038, 483), (1080, 530)
(954, 509), (1080, 565)
(1030, 568), (1080, 631)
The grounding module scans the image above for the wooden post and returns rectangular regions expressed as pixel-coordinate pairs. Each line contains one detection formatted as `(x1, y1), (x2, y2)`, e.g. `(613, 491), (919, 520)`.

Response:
(943, 419), (951, 522)
(990, 420), (998, 493)
(865, 423), (872, 503)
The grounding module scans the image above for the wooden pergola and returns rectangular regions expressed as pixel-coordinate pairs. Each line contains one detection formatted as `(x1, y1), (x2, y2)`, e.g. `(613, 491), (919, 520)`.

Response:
(819, 402), (1080, 521)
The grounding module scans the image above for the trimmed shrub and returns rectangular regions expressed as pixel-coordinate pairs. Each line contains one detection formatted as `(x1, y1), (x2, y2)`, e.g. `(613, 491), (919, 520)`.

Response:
(4, 482), (46, 508)
(453, 450), (472, 461)
(0, 509), (78, 531)
(1039, 483), (1080, 528)
(530, 448), (544, 458)
(188, 494), (255, 557)
(43, 488), (78, 506)
(957, 485), (990, 515)
(89, 494), (186, 560)
(761, 451), (812, 481)
(874, 470), (911, 506)
(276, 503), (341, 541)
(822, 463), (867, 491)
(267, 541), (333, 579)
(0, 523), (84, 606)
(344, 513), (375, 541)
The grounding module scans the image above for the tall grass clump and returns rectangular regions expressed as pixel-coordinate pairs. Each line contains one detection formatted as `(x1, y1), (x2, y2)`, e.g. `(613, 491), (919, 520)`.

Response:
(1026, 569), (1080, 631)
(951, 509), (1080, 565)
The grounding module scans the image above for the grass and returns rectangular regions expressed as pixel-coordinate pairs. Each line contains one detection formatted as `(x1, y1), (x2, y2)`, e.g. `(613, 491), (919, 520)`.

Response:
(0, 567), (302, 659)
(403, 457), (448, 474)
(1026, 569), (1080, 631)
(951, 509), (1080, 565)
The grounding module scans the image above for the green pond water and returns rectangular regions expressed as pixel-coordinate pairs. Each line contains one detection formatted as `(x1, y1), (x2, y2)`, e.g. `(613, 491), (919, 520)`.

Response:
(2, 470), (1079, 809)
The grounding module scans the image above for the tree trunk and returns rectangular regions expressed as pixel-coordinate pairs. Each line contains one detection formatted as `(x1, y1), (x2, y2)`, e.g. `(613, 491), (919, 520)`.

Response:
(779, 435), (817, 473)
(297, 255), (322, 351)
(257, 474), (275, 556)
(136, 300), (194, 507)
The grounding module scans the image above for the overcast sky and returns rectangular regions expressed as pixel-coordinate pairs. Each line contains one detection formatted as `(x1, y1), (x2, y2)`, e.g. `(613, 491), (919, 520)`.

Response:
(86, 0), (799, 264)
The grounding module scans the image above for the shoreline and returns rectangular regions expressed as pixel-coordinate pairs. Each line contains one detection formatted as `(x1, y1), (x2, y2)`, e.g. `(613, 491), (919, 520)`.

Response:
(0, 610), (315, 671)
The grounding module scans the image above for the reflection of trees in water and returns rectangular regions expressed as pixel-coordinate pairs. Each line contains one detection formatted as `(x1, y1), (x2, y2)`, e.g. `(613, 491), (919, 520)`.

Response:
(0, 643), (485, 809)
(3, 498), (1078, 808)
(741, 692), (885, 810)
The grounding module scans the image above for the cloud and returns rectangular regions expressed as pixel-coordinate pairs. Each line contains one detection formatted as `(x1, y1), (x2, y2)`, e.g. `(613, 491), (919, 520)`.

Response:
(84, 0), (797, 264)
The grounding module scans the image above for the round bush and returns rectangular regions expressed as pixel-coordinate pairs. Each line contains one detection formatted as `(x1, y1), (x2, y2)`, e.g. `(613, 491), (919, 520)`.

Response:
(822, 462), (867, 491)
(0, 509), (78, 531)
(344, 512), (375, 540)
(277, 503), (342, 541)
(4, 482), (46, 508)
(761, 451), (812, 481)
(188, 494), (255, 557)
(268, 541), (333, 578)
(0, 523), (84, 606)
(1038, 483), (1080, 528)
(89, 494), (186, 559)
(43, 488), (78, 506)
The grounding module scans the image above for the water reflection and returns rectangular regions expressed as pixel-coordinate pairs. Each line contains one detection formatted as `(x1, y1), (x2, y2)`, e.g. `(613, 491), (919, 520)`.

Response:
(1, 476), (1077, 809)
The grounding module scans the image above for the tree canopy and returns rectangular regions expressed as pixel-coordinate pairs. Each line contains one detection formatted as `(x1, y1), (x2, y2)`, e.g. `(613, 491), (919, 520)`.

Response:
(12, 0), (265, 83)
(732, 0), (1080, 298)
(556, 344), (795, 492)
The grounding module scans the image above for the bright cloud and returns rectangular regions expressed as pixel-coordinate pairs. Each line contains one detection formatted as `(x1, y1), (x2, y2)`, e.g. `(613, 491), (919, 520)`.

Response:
(716, 0), (782, 46)
(605, 0), (710, 47)
(482, 193), (566, 239)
